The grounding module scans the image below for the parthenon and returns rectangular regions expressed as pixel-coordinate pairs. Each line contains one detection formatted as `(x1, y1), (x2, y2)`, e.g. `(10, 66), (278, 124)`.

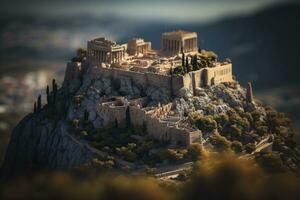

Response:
(161, 30), (198, 56)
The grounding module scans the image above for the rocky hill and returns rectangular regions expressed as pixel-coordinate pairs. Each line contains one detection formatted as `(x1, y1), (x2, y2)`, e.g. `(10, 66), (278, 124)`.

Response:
(1, 55), (300, 179)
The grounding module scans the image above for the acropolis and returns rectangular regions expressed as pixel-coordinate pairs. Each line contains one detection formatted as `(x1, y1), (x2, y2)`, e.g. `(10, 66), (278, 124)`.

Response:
(64, 30), (234, 146)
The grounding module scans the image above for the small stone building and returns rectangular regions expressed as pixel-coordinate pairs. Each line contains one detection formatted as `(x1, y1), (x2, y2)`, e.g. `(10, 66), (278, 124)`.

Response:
(127, 38), (151, 56)
(95, 97), (201, 146)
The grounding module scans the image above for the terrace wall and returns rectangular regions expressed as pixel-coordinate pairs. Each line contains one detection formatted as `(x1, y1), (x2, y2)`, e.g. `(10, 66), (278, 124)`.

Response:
(87, 62), (233, 99)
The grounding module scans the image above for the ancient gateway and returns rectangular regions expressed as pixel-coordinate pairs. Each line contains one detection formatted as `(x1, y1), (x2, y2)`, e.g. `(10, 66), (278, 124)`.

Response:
(65, 30), (234, 146)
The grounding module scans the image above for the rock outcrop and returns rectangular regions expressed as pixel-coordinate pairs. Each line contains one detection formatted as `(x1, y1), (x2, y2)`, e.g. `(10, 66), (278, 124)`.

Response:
(1, 115), (96, 179)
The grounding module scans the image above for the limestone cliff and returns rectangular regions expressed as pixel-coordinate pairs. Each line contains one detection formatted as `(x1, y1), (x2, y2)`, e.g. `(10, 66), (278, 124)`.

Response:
(0, 114), (96, 179)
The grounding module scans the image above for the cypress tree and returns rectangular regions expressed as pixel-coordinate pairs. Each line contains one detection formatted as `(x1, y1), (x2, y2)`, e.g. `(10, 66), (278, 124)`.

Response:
(115, 119), (118, 128)
(34, 101), (37, 114)
(46, 85), (50, 105)
(191, 55), (194, 67)
(185, 57), (189, 72)
(37, 95), (42, 111)
(53, 83), (58, 94)
(52, 79), (56, 91)
(181, 47), (185, 67)
(52, 79), (58, 105)
(46, 85), (49, 95)
(192, 55), (198, 70)
(126, 107), (131, 128)
(84, 109), (89, 121)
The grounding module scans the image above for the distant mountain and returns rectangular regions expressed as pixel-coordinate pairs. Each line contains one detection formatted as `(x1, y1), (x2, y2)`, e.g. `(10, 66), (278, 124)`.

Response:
(124, 3), (300, 90)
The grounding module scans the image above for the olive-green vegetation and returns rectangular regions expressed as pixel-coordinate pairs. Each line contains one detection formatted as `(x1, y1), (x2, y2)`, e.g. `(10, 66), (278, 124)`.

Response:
(187, 143), (207, 161)
(76, 125), (173, 166)
(170, 50), (218, 76)
(189, 113), (217, 133)
(255, 152), (286, 173)
(2, 154), (300, 200)
(209, 133), (231, 151)
(188, 105), (299, 170)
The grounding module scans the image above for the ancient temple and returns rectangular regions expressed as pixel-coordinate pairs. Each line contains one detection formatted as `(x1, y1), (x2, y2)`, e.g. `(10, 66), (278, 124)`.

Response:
(87, 37), (126, 64)
(161, 30), (198, 56)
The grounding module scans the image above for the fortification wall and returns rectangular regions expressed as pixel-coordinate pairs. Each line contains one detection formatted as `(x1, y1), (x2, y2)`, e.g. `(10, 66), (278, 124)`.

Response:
(183, 73), (194, 91)
(82, 62), (233, 100)
(97, 100), (200, 146)
(129, 106), (147, 128)
(90, 66), (173, 91)
(88, 65), (188, 97)
(205, 63), (233, 86)
(171, 76), (185, 97)
(167, 126), (188, 145)
(109, 105), (127, 128)
(145, 116), (169, 140)
(113, 69), (148, 86)
(190, 69), (205, 88)
(97, 103), (127, 128)
(146, 73), (172, 91)
(171, 73), (195, 96)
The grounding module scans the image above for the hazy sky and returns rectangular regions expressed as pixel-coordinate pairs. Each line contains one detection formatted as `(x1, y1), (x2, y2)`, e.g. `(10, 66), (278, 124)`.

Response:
(1, 0), (296, 23)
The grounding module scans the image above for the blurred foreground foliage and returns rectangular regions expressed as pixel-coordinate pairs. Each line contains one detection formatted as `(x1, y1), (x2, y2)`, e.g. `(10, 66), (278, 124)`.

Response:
(1, 153), (300, 200)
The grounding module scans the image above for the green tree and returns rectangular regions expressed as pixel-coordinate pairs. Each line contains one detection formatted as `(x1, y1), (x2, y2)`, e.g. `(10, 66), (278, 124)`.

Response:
(245, 143), (255, 153)
(214, 113), (229, 129)
(190, 114), (217, 133)
(231, 141), (243, 153)
(163, 149), (184, 162)
(187, 143), (206, 161)
(228, 124), (242, 139)
(209, 134), (231, 151)
(255, 152), (285, 173)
